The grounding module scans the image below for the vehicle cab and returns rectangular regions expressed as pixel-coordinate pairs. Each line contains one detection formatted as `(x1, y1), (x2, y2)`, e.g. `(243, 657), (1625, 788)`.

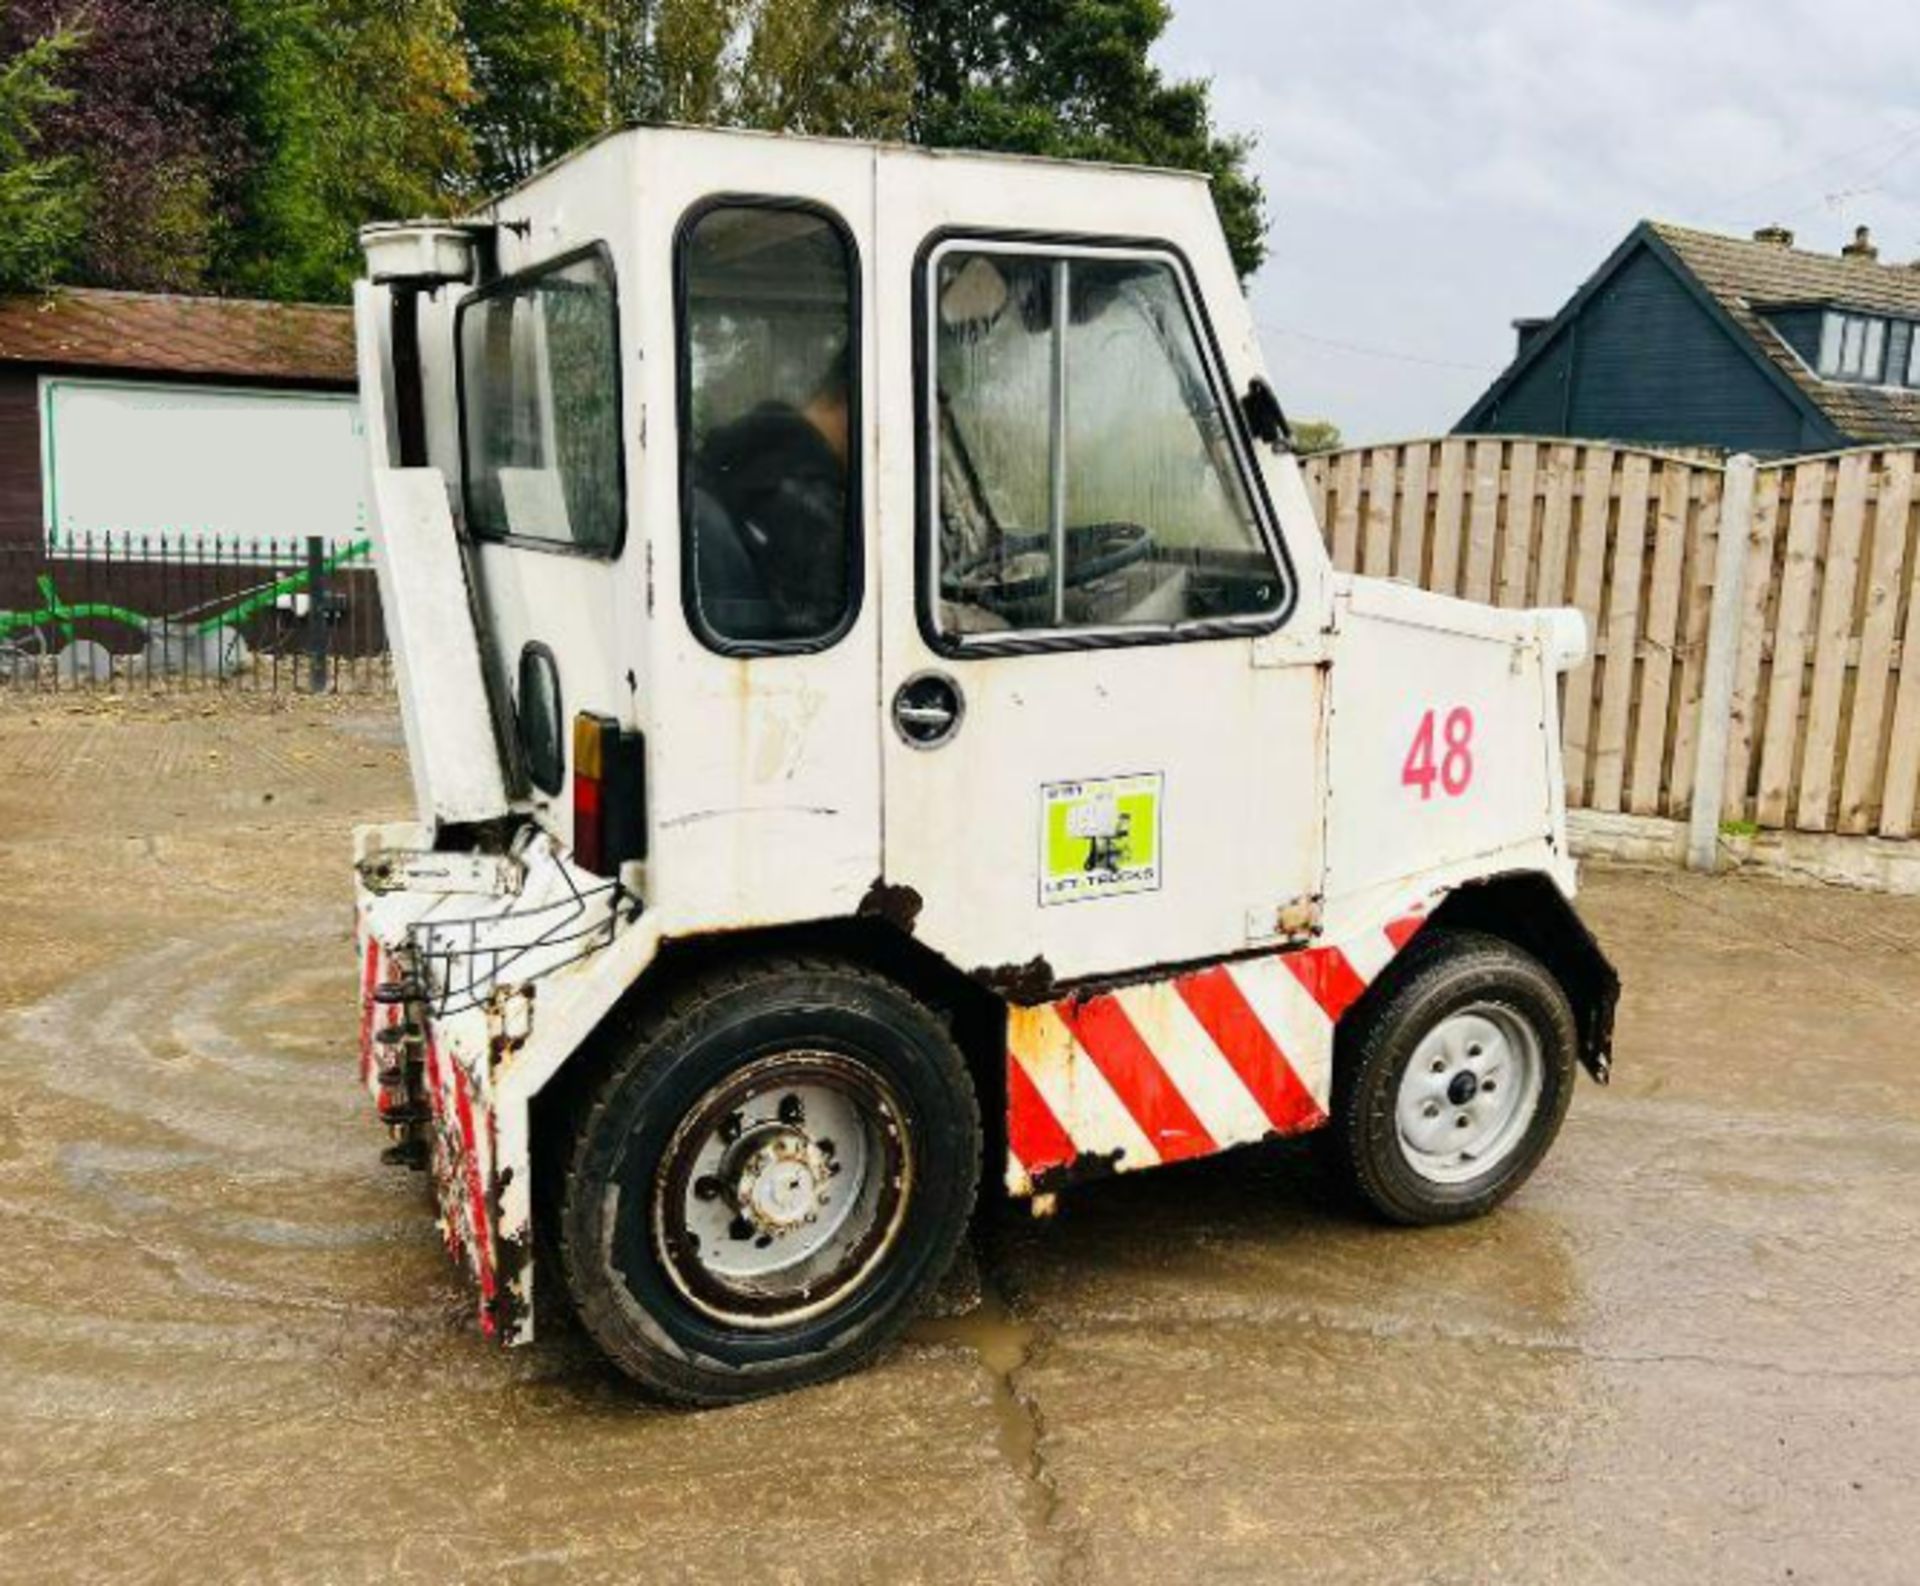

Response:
(352, 127), (1617, 1404)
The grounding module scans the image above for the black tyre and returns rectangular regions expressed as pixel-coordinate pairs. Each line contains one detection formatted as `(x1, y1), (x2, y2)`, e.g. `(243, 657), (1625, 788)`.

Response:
(1326, 930), (1577, 1225)
(559, 957), (980, 1405)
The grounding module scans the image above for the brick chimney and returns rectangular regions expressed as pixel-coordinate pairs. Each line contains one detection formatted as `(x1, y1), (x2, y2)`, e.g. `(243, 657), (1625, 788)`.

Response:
(1752, 223), (1795, 247)
(1842, 224), (1879, 261)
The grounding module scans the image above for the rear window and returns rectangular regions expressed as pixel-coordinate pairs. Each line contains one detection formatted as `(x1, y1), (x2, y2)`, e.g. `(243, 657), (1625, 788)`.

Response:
(458, 249), (623, 554)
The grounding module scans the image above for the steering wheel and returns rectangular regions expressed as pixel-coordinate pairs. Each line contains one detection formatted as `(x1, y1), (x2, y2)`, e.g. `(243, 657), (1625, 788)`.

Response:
(943, 521), (1155, 612)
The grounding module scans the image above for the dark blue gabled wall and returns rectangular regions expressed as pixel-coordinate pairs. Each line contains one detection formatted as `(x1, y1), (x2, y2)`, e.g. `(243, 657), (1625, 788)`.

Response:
(1459, 243), (1833, 453)
(1767, 306), (1826, 368)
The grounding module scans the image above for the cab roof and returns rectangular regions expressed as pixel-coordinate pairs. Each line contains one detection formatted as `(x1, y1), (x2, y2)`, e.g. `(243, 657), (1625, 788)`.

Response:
(480, 122), (1214, 213)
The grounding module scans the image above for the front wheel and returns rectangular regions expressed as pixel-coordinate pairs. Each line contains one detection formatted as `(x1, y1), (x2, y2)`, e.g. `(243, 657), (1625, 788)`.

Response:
(1326, 930), (1577, 1225)
(558, 958), (980, 1405)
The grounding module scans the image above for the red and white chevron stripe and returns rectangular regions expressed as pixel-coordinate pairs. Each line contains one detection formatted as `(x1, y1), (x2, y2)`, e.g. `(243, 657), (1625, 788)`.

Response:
(1006, 912), (1428, 1194)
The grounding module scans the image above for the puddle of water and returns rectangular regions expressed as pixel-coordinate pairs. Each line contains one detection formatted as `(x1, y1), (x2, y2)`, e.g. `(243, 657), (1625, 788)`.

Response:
(910, 1266), (1061, 1567)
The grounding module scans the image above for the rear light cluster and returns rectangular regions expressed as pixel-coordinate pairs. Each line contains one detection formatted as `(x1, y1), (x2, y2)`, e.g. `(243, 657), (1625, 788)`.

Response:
(572, 712), (648, 877)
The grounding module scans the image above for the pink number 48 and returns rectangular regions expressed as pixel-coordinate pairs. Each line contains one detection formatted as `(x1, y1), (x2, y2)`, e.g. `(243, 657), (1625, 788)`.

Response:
(1402, 707), (1475, 800)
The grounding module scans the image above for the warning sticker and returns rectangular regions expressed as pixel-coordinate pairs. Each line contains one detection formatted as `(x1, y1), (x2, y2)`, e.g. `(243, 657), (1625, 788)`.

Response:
(1040, 774), (1163, 906)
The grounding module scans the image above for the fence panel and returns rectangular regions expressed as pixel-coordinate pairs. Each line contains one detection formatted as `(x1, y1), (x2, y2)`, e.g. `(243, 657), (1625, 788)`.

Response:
(0, 532), (390, 695)
(1303, 436), (1920, 840)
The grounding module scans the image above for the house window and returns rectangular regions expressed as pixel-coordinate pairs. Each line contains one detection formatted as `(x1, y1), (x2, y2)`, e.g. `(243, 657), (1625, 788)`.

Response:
(1818, 311), (1890, 383)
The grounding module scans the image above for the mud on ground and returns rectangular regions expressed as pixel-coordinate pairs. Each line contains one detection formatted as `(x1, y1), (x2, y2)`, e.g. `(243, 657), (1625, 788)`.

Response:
(3, 694), (1919, 1584)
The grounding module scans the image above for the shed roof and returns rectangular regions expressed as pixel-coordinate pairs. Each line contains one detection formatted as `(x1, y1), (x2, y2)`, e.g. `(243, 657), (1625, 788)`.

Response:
(1648, 222), (1920, 445)
(0, 287), (356, 388)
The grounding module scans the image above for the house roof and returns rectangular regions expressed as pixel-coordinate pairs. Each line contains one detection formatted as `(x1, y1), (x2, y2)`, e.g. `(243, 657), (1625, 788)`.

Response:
(1648, 221), (1920, 445)
(0, 287), (356, 388)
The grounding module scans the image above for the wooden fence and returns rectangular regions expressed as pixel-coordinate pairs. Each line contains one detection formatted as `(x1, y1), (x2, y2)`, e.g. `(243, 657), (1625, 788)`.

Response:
(1303, 438), (1920, 841)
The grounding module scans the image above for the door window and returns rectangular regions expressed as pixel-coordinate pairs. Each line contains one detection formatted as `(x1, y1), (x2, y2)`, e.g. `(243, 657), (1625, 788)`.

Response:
(680, 202), (860, 651)
(458, 248), (623, 554)
(929, 245), (1285, 642)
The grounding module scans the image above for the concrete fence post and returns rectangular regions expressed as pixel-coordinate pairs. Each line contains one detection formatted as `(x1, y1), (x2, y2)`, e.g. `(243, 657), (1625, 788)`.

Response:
(1687, 453), (1757, 871)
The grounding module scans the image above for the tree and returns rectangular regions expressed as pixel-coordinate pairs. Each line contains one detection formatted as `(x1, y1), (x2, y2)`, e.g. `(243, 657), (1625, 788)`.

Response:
(0, 23), (86, 292)
(1290, 418), (1342, 456)
(225, 0), (475, 302)
(0, 0), (244, 294)
(461, 0), (611, 193)
(897, 0), (1267, 278)
(460, 0), (915, 198)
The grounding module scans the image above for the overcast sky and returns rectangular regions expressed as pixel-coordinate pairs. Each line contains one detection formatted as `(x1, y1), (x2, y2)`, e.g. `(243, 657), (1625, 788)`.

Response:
(1157, 0), (1920, 443)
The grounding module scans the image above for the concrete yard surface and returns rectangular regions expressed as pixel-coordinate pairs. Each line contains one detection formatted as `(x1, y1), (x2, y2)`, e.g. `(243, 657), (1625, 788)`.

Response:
(2, 694), (1918, 1584)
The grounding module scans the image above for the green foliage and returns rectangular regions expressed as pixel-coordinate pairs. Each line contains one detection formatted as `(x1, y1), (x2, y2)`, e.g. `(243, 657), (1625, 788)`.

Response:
(6, 0), (1265, 303)
(461, 0), (611, 192)
(224, 0), (475, 302)
(897, 0), (1268, 277)
(0, 25), (87, 292)
(1290, 418), (1342, 456)
(461, 0), (916, 196)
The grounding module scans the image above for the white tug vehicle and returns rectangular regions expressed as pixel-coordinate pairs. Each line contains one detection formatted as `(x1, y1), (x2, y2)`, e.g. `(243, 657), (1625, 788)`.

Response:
(352, 127), (1617, 1404)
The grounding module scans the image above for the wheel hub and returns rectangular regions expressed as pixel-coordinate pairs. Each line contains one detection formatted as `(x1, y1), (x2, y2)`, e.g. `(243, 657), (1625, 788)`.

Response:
(1394, 1004), (1545, 1186)
(652, 1053), (912, 1329)
(730, 1129), (832, 1233)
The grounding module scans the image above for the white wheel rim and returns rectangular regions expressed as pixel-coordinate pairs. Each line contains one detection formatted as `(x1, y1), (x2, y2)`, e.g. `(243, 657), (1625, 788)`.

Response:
(1394, 1003), (1545, 1186)
(652, 1052), (913, 1329)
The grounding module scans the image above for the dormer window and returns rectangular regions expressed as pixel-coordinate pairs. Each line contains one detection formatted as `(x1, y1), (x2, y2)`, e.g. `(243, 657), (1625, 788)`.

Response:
(1818, 312), (1886, 381)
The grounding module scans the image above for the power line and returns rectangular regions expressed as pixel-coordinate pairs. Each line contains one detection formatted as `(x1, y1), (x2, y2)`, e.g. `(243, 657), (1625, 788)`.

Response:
(1259, 321), (1501, 375)
(1711, 119), (1920, 212)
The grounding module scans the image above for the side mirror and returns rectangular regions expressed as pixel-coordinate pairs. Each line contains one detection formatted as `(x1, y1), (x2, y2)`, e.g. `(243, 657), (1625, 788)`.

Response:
(1241, 377), (1293, 453)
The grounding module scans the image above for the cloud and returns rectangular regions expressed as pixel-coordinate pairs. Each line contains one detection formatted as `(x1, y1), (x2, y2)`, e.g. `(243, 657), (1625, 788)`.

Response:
(1160, 0), (1920, 439)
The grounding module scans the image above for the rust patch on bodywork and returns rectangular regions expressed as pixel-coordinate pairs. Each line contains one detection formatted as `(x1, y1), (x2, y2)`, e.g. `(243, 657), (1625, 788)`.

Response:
(1023, 1147), (1125, 1196)
(971, 955), (1058, 1005)
(857, 877), (924, 935)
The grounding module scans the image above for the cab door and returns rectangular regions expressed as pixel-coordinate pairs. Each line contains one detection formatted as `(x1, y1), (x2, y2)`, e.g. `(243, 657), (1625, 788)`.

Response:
(875, 221), (1327, 987)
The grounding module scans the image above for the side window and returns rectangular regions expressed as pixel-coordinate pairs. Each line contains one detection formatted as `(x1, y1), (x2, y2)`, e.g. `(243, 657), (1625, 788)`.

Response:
(680, 203), (859, 650)
(930, 246), (1285, 641)
(459, 250), (622, 554)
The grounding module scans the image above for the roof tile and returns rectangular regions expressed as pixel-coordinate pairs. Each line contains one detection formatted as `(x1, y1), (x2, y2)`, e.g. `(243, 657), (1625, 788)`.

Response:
(1650, 222), (1920, 445)
(0, 287), (356, 387)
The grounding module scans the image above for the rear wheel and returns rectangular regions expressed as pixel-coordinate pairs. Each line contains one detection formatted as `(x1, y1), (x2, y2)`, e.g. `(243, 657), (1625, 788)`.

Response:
(1327, 930), (1577, 1224)
(559, 958), (979, 1404)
